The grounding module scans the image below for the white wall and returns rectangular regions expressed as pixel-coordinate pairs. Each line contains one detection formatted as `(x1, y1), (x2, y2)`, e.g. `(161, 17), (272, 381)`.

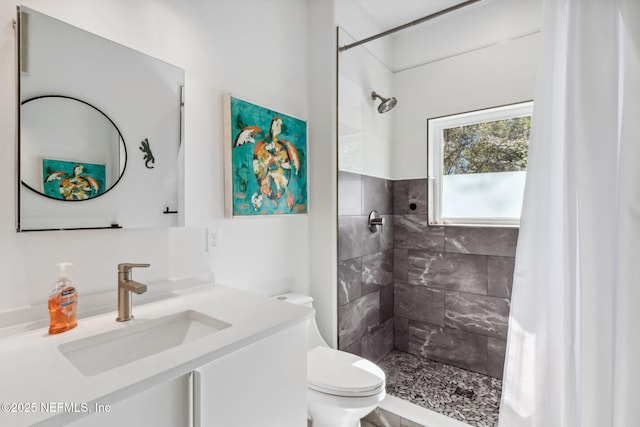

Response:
(337, 0), (394, 180)
(338, 29), (394, 179)
(390, 0), (542, 72)
(335, 0), (541, 181)
(307, 0), (337, 348)
(0, 0), (327, 313)
(391, 33), (541, 179)
(335, 0), (392, 67)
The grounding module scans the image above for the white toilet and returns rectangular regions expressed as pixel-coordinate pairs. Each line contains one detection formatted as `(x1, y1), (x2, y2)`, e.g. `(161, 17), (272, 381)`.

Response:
(274, 293), (385, 427)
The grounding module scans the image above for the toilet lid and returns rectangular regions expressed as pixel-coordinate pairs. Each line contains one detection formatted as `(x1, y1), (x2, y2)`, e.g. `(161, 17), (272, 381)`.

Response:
(307, 346), (385, 397)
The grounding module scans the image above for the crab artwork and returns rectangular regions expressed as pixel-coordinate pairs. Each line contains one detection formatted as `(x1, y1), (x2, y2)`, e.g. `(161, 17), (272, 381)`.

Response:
(227, 96), (307, 216)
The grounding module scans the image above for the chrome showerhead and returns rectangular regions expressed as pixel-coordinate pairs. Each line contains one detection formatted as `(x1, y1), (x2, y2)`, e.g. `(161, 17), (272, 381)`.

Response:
(371, 91), (397, 114)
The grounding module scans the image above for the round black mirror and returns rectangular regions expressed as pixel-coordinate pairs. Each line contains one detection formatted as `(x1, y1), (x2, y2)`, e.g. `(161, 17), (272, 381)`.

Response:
(20, 95), (127, 201)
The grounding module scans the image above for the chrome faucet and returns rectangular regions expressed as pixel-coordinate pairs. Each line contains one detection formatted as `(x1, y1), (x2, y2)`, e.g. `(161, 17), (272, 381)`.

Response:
(368, 210), (385, 233)
(116, 263), (150, 322)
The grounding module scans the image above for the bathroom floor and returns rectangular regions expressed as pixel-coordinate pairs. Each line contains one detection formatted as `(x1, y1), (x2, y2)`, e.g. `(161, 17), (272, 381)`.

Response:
(376, 350), (502, 427)
(362, 407), (423, 427)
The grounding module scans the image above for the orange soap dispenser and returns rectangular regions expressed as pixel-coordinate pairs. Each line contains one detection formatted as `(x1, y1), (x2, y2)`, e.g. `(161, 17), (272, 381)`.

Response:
(48, 262), (78, 334)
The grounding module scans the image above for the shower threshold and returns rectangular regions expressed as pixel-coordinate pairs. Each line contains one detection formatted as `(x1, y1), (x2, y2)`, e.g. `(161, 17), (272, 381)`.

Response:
(377, 350), (502, 427)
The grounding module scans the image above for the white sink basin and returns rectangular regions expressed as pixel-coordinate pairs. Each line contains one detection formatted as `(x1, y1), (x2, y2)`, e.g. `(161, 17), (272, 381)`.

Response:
(59, 310), (231, 376)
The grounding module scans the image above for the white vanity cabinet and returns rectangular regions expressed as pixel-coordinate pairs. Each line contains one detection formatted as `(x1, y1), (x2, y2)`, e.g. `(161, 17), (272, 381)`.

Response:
(193, 321), (309, 427)
(65, 321), (308, 427)
(67, 373), (193, 427)
(0, 284), (313, 427)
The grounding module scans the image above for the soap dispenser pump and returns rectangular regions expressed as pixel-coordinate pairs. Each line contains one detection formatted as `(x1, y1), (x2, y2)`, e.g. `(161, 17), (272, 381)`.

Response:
(48, 262), (78, 334)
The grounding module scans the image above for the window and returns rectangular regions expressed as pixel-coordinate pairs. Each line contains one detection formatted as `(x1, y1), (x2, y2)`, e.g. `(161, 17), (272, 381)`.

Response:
(427, 101), (533, 226)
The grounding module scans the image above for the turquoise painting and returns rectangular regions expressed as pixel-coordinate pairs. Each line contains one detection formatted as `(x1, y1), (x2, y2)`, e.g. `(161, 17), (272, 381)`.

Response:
(226, 96), (308, 216)
(42, 158), (106, 200)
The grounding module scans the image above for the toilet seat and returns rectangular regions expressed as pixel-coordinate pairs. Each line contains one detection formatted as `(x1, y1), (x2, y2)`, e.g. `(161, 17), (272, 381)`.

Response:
(307, 346), (385, 397)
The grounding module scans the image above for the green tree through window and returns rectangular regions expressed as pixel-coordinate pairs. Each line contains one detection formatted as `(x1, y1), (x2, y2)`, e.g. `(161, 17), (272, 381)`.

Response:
(442, 116), (530, 175)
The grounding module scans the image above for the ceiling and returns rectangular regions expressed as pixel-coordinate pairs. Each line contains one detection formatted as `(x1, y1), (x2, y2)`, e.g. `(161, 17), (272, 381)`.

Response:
(342, 0), (542, 72)
(355, 0), (473, 30)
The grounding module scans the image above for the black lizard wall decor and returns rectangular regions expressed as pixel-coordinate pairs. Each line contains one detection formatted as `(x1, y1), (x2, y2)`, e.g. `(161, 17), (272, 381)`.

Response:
(139, 138), (155, 169)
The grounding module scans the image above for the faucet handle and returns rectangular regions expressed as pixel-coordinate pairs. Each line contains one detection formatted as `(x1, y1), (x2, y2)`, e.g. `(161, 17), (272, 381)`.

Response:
(118, 263), (151, 273)
(368, 210), (385, 233)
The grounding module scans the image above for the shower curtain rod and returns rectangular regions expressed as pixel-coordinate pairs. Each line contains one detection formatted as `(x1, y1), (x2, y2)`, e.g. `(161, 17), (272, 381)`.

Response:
(338, 0), (484, 52)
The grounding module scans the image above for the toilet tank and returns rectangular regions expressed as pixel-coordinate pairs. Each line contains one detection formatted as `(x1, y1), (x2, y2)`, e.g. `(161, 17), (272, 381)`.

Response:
(274, 293), (313, 308)
(272, 293), (327, 349)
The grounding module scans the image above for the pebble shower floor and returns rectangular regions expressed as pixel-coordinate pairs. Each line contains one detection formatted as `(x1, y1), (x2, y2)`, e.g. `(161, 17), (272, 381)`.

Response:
(377, 350), (502, 427)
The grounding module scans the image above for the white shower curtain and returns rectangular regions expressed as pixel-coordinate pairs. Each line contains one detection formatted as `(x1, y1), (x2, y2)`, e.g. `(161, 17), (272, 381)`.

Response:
(499, 0), (639, 426)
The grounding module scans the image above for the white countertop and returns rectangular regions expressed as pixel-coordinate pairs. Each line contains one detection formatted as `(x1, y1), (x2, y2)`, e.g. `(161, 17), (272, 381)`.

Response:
(0, 283), (313, 426)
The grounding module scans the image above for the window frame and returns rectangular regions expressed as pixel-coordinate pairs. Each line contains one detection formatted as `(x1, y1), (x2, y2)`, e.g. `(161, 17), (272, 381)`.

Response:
(427, 100), (533, 227)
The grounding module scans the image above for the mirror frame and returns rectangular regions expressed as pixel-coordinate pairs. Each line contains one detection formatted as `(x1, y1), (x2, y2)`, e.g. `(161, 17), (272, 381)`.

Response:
(15, 5), (185, 232)
(20, 94), (128, 202)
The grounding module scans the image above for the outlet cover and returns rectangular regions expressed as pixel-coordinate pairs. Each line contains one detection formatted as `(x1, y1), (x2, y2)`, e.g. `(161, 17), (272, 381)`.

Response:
(206, 226), (220, 251)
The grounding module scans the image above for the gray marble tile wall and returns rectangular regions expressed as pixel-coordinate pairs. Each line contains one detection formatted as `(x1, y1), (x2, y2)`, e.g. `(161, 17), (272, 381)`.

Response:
(338, 171), (394, 363)
(393, 178), (517, 378)
(338, 172), (517, 378)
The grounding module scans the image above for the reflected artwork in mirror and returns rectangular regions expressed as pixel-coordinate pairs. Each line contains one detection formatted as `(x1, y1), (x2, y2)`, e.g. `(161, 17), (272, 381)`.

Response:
(21, 95), (127, 202)
(17, 5), (185, 231)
